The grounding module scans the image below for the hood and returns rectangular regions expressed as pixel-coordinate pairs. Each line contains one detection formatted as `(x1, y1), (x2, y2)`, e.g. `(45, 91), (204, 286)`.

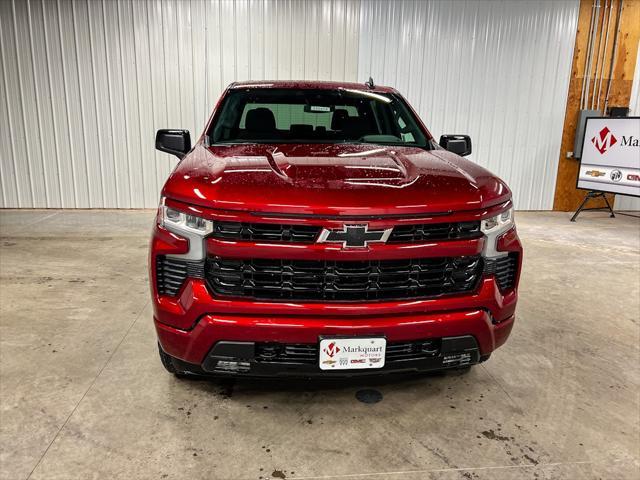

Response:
(162, 143), (511, 216)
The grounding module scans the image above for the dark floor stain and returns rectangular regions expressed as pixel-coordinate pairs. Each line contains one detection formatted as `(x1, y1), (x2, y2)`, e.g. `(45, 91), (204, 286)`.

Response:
(355, 389), (383, 404)
(271, 470), (286, 479)
(218, 380), (235, 399)
(481, 429), (512, 441)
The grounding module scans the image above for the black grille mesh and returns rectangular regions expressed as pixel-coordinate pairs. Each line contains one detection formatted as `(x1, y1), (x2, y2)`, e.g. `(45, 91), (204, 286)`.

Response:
(211, 222), (321, 243)
(156, 253), (518, 299)
(388, 221), (481, 243)
(484, 254), (518, 291)
(205, 256), (483, 302)
(156, 256), (204, 296)
(208, 221), (481, 244)
(255, 339), (441, 364)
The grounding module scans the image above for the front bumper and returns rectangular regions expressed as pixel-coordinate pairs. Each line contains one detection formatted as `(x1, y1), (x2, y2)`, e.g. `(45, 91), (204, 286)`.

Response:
(165, 335), (492, 377)
(155, 306), (514, 376)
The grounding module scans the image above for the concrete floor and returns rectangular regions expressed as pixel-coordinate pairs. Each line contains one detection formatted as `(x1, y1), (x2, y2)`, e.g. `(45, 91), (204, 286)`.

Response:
(0, 210), (638, 480)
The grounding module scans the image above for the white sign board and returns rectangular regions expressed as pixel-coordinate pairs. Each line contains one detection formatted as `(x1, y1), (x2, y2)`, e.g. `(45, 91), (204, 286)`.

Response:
(577, 117), (640, 197)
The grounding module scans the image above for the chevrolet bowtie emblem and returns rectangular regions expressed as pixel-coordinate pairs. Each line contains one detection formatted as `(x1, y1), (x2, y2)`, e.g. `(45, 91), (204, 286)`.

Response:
(318, 224), (392, 249)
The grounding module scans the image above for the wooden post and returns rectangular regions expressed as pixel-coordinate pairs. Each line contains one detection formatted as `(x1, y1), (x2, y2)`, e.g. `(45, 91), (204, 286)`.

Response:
(553, 0), (640, 211)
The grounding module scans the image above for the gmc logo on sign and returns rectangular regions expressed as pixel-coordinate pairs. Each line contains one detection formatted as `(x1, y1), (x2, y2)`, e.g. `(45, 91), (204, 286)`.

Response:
(591, 126), (617, 154)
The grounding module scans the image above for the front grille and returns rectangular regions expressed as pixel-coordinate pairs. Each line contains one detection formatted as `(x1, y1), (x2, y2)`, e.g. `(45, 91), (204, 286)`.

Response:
(156, 256), (204, 296)
(207, 220), (480, 244)
(205, 256), (483, 302)
(255, 339), (441, 364)
(255, 344), (317, 364)
(484, 253), (518, 291)
(211, 222), (321, 243)
(388, 221), (481, 243)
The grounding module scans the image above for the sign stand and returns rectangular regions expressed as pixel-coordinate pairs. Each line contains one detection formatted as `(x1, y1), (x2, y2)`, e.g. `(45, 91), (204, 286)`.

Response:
(570, 190), (615, 222)
(573, 116), (640, 222)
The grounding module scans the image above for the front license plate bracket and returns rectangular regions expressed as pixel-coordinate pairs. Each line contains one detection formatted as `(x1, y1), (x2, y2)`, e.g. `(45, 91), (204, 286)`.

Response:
(318, 336), (386, 370)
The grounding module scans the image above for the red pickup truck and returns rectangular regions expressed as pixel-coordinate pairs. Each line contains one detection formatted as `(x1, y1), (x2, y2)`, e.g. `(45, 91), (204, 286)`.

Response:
(150, 80), (522, 377)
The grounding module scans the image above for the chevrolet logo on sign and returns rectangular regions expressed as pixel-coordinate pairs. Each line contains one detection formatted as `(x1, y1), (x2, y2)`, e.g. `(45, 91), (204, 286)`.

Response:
(318, 224), (392, 249)
(585, 170), (606, 177)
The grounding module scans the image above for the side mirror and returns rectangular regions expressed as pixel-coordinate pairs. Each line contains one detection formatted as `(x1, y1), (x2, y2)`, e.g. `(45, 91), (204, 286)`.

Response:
(155, 129), (191, 159)
(439, 134), (472, 157)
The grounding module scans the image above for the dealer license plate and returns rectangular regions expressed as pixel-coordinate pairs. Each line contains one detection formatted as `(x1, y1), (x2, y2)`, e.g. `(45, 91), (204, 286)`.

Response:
(319, 337), (386, 370)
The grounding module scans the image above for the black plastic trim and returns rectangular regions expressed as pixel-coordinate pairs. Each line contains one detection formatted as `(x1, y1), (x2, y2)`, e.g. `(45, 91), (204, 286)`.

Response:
(197, 336), (480, 377)
(205, 256), (484, 302)
(156, 256), (205, 297)
(483, 253), (518, 292)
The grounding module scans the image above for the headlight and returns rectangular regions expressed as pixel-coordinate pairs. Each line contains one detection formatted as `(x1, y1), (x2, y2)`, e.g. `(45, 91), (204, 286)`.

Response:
(481, 206), (515, 258)
(481, 207), (514, 234)
(161, 202), (213, 236)
(158, 198), (211, 261)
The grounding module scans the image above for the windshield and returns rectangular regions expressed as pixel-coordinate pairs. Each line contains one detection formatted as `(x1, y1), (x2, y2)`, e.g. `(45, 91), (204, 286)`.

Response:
(208, 88), (429, 148)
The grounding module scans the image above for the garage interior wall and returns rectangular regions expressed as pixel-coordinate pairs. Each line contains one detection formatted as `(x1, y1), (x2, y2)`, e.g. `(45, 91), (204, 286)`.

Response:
(0, 0), (578, 210)
(553, 0), (640, 212)
(615, 42), (640, 211)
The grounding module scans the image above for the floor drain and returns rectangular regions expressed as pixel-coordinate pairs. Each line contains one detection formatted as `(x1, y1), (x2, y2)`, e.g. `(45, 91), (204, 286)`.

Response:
(355, 389), (383, 404)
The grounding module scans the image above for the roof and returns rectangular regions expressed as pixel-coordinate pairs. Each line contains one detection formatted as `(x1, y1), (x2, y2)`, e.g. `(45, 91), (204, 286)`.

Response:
(229, 80), (398, 94)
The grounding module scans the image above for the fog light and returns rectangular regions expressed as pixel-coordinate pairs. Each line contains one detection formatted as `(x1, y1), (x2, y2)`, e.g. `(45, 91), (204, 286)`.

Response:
(215, 360), (251, 373)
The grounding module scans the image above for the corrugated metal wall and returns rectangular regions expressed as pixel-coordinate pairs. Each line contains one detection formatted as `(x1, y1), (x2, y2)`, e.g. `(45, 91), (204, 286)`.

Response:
(0, 0), (361, 208)
(359, 0), (579, 210)
(0, 0), (578, 210)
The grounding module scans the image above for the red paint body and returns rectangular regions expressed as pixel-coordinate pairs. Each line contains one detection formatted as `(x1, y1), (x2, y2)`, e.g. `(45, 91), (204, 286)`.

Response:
(150, 81), (522, 375)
